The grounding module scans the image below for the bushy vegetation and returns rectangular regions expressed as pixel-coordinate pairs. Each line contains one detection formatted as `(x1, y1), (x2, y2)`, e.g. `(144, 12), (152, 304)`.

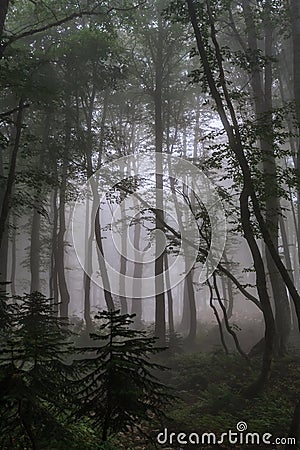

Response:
(0, 291), (172, 449)
(165, 352), (297, 438)
(0, 290), (300, 449)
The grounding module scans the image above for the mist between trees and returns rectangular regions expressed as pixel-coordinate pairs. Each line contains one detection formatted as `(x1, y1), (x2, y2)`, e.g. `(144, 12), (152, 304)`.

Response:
(1, 0), (300, 449)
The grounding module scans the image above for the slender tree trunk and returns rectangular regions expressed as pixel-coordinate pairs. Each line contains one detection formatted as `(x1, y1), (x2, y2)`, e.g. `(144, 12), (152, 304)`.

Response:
(118, 167), (128, 316)
(11, 212), (16, 295)
(263, 18), (291, 355)
(164, 252), (175, 336)
(83, 195), (92, 329)
(223, 253), (234, 319)
(0, 0), (9, 40)
(0, 226), (8, 288)
(49, 188), (59, 314)
(81, 86), (96, 327)
(57, 181), (70, 317)
(154, 14), (166, 346)
(83, 197), (91, 326)
(291, 1), (300, 280)
(164, 103), (176, 339)
(0, 98), (24, 250)
(241, 0), (291, 355)
(207, 279), (228, 355)
(0, 128), (9, 287)
(95, 206), (114, 312)
(185, 270), (197, 345)
(30, 112), (50, 294)
(30, 209), (41, 293)
(0, 100), (24, 292)
(0, 123), (8, 288)
(187, 0), (275, 390)
(226, 276), (234, 320)
(131, 213), (142, 323)
(213, 273), (249, 361)
(57, 100), (71, 318)
(84, 91), (114, 313)
(180, 276), (190, 332)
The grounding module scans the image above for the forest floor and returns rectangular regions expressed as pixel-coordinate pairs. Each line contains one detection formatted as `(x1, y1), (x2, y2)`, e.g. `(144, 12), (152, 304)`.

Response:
(114, 335), (300, 450)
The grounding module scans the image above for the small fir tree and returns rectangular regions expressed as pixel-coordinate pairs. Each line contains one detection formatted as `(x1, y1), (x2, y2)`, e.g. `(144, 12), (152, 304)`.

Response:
(75, 310), (172, 442)
(0, 291), (75, 448)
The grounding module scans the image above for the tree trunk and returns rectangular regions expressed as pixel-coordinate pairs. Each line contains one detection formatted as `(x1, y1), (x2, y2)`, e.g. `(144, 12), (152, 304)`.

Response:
(95, 206), (114, 312)
(0, 141), (9, 287)
(81, 86), (96, 327)
(154, 14), (166, 346)
(30, 209), (41, 293)
(0, 98), (24, 250)
(223, 253), (234, 319)
(84, 195), (92, 329)
(291, 1), (300, 283)
(30, 112), (50, 294)
(164, 252), (175, 337)
(57, 181), (70, 317)
(10, 212), (16, 295)
(83, 91), (114, 313)
(57, 100), (71, 318)
(118, 168), (128, 316)
(213, 273), (249, 361)
(185, 270), (197, 345)
(187, 0), (276, 390)
(131, 213), (142, 323)
(0, 0), (9, 40)
(207, 279), (229, 355)
(49, 187), (59, 314)
(0, 226), (8, 289)
(241, 0), (291, 355)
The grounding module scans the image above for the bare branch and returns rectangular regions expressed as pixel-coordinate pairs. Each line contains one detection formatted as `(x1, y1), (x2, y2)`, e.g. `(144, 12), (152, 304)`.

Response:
(0, 103), (30, 120)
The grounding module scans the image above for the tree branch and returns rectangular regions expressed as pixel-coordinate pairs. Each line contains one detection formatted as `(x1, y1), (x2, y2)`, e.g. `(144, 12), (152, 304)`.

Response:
(0, 103), (30, 120)
(0, 3), (145, 57)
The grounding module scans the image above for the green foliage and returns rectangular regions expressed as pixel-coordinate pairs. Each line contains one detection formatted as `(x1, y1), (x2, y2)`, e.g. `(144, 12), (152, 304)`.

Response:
(166, 353), (296, 439)
(0, 292), (75, 448)
(74, 310), (173, 442)
(0, 297), (175, 448)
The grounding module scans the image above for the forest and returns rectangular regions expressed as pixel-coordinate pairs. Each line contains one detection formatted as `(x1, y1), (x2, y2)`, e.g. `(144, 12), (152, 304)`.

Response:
(1, 0), (300, 448)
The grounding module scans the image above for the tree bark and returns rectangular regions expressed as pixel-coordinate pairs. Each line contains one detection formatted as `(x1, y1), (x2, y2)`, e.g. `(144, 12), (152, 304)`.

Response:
(213, 273), (249, 361)
(118, 166), (128, 316)
(164, 252), (175, 337)
(10, 212), (16, 295)
(131, 213), (142, 323)
(49, 187), (59, 314)
(187, 0), (275, 390)
(0, 227), (8, 288)
(57, 178), (70, 318)
(241, 0), (291, 355)
(30, 209), (41, 293)
(291, 0), (300, 280)
(0, 0), (9, 40)
(57, 100), (71, 318)
(83, 91), (114, 313)
(207, 279), (228, 355)
(30, 112), (50, 293)
(0, 98), (24, 250)
(154, 13), (166, 346)
(95, 206), (115, 312)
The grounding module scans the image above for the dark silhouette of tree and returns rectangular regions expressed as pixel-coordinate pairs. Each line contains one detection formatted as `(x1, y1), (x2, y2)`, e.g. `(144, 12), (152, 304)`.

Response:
(74, 310), (172, 442)
(0, 292), (75, 448)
